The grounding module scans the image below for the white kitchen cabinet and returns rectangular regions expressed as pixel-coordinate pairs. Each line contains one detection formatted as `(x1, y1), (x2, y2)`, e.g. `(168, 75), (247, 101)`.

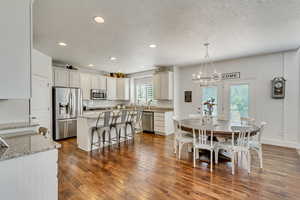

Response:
(69, 71), (81, 88)
(153, 71), (174, 100)
(154, 111), (174, 135)
(53, 68), (69, 87)
(91, 75), (106, 90)
(80, 73), (92, 100)
(0, 0), (32, 99)
(116, 78), (130, 100)
(107, 77), (117, 100)
(53, 68), (81, 88)
(107, 77), (130, 100)
(0, 149), (58, 200)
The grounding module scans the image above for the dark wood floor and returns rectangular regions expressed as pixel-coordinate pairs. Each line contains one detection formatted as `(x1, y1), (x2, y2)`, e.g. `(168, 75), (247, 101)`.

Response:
(58, 133), (300, 200)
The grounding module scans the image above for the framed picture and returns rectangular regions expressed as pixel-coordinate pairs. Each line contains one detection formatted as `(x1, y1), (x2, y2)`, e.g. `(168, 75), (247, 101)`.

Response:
(184, 91), (192, 102)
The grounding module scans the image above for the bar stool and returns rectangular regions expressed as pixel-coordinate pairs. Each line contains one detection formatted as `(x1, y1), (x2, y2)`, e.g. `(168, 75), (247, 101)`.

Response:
(135, 110), (143, 133)
(125, 110), (138, 140)
(108, 111), (121, 146)
(91, 111), (111, 151)
(117, 110), (128, 142)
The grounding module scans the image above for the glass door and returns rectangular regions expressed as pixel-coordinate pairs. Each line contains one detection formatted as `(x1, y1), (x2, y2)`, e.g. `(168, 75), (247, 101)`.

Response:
(229, 84), (249, 122)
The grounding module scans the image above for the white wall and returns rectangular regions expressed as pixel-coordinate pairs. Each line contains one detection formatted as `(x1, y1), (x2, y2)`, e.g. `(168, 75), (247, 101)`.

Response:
(174, 50), (300, 149)
(32, 49), (52, 80)
(0, 100), (29, 124)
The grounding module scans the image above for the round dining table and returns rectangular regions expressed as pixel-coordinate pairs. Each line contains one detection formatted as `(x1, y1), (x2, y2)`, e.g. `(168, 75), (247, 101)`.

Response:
(178, 117), (260, 165)
(180, 118), (260, 138)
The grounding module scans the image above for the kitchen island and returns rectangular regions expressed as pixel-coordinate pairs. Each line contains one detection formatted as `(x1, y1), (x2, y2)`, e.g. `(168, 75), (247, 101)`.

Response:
(77, 107), (174, 151)
(77, 110), (133, 151)
(0, 132), (60, 200)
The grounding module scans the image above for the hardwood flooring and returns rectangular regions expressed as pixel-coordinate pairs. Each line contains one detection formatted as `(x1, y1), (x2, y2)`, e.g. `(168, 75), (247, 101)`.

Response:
(58, 133), (300, 200)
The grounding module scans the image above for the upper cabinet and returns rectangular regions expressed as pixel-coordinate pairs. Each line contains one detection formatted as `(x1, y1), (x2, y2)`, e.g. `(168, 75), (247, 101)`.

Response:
(79, 73), (91, 100)
(53, 68), (81, 88)
(53, 68), (69, 87)
(116, 78), (130, 100)
(69, 71), (81, 88)
(0, 0), (32, 99)
(107, 77), (117, 100)
(153, 71), (174, 100)
(107, 77), (130, 100)
(91, 75), (106, 90)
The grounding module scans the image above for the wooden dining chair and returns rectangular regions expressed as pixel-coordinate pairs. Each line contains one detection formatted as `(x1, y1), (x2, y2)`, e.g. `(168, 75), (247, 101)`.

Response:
(192, 125), (217, 172)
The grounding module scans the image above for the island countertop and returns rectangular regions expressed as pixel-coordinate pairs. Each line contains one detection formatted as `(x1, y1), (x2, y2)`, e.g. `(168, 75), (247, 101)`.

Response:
(0, 132), (60, 162)
(80, 107), (174, 119)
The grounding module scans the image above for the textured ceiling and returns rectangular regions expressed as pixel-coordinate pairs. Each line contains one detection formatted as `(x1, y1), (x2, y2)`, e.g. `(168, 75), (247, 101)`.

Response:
(33, 0), (300, 73)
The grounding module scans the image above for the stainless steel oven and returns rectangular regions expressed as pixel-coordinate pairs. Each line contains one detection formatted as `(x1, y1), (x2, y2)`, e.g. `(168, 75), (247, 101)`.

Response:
(91, 89), (107, 100)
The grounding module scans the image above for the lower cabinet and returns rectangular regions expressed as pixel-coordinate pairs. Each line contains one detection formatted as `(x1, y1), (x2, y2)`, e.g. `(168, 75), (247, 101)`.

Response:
(0, 149), (58, 200)
(154, 111), (174, 135)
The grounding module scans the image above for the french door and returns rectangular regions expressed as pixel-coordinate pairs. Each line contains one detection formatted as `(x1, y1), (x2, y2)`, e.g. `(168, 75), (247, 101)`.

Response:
(201, 80), (254, 121)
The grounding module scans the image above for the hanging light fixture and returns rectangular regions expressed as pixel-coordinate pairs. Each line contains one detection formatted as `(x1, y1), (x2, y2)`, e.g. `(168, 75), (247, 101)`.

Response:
(192, 43), (221, 86)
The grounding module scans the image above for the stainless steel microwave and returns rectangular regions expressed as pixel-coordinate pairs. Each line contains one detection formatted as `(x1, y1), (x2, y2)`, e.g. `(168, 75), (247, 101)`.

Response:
(91, 89), (107, 100)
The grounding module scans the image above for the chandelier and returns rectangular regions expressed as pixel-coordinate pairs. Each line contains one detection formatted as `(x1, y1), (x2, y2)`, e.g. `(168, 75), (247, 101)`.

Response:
(192, 43), (221, 86)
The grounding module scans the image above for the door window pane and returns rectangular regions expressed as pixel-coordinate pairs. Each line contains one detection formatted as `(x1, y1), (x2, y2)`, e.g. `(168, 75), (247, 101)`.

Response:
(202, 87), (218, 116)
(230, 84), (249, 122)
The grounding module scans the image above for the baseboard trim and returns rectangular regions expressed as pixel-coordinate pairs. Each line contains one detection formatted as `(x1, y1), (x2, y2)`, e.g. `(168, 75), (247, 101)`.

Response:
(262, 138), (300, 149)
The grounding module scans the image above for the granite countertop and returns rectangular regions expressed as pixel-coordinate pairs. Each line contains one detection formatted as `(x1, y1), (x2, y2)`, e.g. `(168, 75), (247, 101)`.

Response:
(0, 132), (60, 162)
(0, 122), (39, 131)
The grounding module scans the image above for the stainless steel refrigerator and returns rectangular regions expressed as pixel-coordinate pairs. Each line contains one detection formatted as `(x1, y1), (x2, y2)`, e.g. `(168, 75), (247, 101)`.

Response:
(52, 87), (82, 140)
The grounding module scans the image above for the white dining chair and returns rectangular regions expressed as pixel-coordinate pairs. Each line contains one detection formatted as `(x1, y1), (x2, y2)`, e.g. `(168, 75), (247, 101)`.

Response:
(215, 127), (251, 175)
(240, 117), (255, 126)
(192, 125), (217, 172)
(249, 121), (267, 169)
(172, 117), (193, 160)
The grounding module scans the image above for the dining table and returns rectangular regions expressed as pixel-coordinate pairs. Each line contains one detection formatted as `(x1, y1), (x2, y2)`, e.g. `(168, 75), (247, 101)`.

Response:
(179, 117), (260, 165)
(180, 118), (260, 138)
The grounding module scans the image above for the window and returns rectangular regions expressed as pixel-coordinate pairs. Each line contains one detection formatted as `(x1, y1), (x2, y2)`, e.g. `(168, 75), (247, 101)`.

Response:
(135, 77), (153, 104)
(202, 87), (218, 116)
(230, 84), (249, 122)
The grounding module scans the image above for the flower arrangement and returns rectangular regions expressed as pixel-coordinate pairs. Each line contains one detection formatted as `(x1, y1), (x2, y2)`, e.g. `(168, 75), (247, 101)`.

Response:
(203, 97), (216, 116)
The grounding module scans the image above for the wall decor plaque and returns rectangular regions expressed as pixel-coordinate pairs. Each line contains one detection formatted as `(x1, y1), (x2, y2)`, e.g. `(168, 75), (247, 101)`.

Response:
(222, 72), (240, 80)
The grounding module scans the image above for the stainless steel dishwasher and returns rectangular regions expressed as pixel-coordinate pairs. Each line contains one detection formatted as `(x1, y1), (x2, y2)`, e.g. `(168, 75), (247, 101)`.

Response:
(142, 111), (154, 133)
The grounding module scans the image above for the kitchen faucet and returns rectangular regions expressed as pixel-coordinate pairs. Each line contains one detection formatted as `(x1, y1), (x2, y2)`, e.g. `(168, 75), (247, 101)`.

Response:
(147, 99), (153, 110)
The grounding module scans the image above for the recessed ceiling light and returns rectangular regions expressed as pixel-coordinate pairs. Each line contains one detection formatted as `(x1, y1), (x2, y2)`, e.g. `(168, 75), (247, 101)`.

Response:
(58, 42), (67, 46)
(94, 16), (105, 24)
(88, 64), (95, 67)
(110, 57), (117, 61)
(149, 44), (157, 48)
